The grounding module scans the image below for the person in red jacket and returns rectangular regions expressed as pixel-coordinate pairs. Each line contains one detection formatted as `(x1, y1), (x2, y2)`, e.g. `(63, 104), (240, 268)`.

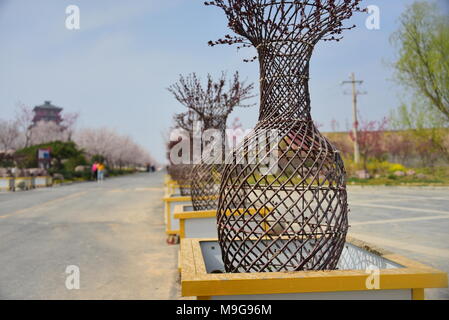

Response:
(91, 162), (98, 181)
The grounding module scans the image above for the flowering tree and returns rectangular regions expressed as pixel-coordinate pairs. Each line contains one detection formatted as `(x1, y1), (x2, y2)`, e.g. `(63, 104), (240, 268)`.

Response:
(14, 103), (34, 148)
(75, 127), (153, 168)
(167, 72), (254, 198)
(168, 72), (254, 134)
(0, 119), (20, 151)
(1, 102), (153, 169)
(30, 121), (66, 145)
(349, 117), (389, 169)
(384, 131), (415, 164)
(11, 103), (80, 148)
(61, 112), (79, 141)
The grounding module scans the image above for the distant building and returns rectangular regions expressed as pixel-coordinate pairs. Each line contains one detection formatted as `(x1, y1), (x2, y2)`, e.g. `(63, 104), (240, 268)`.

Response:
(32, 101), (63, 125)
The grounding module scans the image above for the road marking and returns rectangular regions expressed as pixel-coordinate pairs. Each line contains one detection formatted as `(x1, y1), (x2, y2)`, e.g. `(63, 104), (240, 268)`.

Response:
(107, 188), (163, 193)
(109, 189), (126, 193)
(350, 202), (449, 216)
(0, 191), (87, 219)
(135, 187), (164, 192)
(353, 196), (449, 203)
(350, 232), (449, 259)
(348, 189), (449, 198)
(351, 215), (449, 226)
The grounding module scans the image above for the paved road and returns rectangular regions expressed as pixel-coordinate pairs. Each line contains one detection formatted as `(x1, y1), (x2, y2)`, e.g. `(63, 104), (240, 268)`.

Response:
(348, 186), (449, 300)
(1, 174), (448, 299)
(0, 172), (178, 299)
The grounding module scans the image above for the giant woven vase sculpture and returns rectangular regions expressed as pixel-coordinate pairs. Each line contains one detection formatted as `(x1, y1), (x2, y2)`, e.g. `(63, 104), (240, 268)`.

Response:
(190, 121), (226, 211)
(191, 161), (222, 211)
(191, 146), (249, 211)
(210, 0), (361, 273)
(167, 164), (192, 196)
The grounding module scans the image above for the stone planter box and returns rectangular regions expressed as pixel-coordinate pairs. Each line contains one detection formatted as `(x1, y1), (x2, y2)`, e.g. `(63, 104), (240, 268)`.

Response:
(174, 204), (216, 271)
(174, 205), (217, 240)
(165, 180), (191, 197)
(0, 177), (14, 191)
(165, 183), (181, 197)
(180, 237), (447, 300)
(165, 179), (178, 197)
(163, 194), (192, 236)
(34, 176), (52, 188)
(14, 177), (33, 191)
(164, 174), (172, 184)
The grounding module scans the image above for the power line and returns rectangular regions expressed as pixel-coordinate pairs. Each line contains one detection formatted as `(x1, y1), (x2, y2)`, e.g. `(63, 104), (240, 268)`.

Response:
(341, 73), (367, 164)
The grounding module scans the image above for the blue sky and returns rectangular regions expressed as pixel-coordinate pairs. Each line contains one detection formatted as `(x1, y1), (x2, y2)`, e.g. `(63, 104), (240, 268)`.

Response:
(0, 0), (447, 162)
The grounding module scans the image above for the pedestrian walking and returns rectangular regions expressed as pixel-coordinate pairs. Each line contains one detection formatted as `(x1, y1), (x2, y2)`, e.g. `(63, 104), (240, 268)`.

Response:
(91, 162), (98, 181)
(97, 163), (105, 183)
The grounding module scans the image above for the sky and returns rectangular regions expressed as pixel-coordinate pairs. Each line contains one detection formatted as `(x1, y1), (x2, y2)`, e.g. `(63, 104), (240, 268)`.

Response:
(1, 0), (448, 163)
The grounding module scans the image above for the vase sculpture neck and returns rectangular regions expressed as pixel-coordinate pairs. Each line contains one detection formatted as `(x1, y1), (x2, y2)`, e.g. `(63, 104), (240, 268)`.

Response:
(258, 47), (313, 121)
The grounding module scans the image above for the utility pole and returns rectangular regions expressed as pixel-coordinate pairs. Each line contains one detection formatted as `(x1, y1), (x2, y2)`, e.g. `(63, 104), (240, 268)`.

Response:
(342, 73), (366, 164)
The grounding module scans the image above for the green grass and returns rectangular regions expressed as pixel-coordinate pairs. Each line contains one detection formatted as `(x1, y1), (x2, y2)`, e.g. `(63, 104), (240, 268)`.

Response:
(348, 167), (449, 186)
(237, 167), (449, 187)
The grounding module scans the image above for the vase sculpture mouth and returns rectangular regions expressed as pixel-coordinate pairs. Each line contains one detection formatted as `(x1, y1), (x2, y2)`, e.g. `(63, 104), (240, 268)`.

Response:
(209, 0), (363, 49)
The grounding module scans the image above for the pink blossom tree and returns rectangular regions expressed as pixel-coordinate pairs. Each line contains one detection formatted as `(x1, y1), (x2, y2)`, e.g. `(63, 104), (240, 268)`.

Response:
(74, 127), (153, 168)
(14, 103), (34, 148)
(61, 112), (79, 141)
(30, 121), (66, 145)
(349, 117), (389, 170)
(0, 119), (20, 151)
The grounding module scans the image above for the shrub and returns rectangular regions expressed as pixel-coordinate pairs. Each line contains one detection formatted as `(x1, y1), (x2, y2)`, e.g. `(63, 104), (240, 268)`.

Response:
(15, 141), (86, 170)
(344, 157), (408, 178)
(387, 163), (406, 173)
(16, 181), (26, 190)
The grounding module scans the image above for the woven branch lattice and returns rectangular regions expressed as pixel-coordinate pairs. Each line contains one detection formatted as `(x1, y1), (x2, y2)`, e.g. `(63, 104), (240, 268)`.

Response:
(207, 0), (362, 272)
(169, 72), (254, 211)
(191, 150), (224, 211)
(166, 111), (199, 196)
(167, 164), (192, 196)
(190, 111), (227, 211)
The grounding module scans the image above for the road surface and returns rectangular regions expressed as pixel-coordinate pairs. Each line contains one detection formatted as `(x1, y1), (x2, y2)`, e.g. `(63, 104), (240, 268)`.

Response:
(0, 174), (448, 299)
(348, 185), (449, 300)
(0, 172), (178, 299)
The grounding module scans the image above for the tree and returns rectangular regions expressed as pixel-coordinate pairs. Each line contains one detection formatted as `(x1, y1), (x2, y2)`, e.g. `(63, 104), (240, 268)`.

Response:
(75, 127), (115, 163)
(167, 72), (254, 165)
(391, 101), (448, 166)
(13, 102), (79, 148)
(168, 72), (254, 133)
(384, 131), (415, 165)
(61, 112), (79, 141)
(391, 1), (449, 121)
(0, 119), (20, 151)
(74, 127), (153, 168)
(14, 103), (34, 148)
(30, 121), (66, 145)
(349, 116), (389, 170)
(15, 141), (85, 170)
